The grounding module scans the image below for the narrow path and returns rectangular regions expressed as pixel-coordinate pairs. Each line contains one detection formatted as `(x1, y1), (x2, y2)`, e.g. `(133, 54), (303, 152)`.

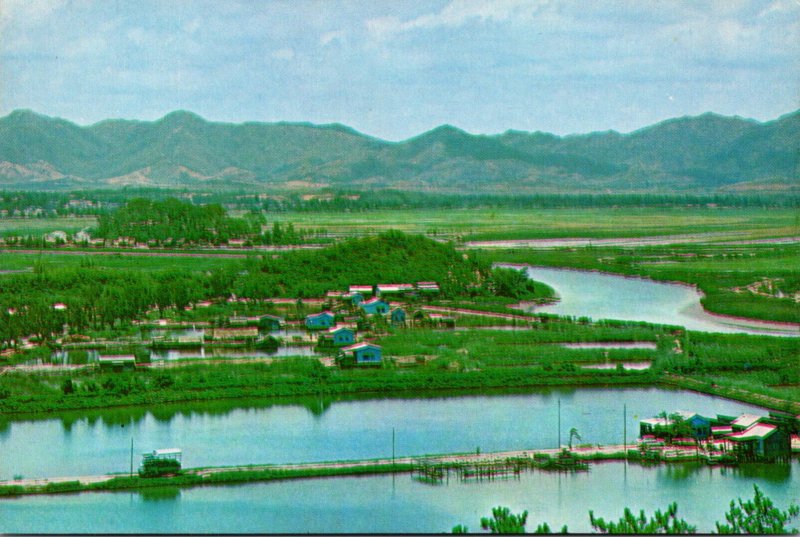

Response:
(0, 445), (629, 489)
(420, 305), (535, 322)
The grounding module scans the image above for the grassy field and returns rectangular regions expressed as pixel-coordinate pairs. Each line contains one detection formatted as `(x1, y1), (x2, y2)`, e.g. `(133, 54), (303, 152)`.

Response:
(265, 207), (800, 241)
(0, 251), (250, 272)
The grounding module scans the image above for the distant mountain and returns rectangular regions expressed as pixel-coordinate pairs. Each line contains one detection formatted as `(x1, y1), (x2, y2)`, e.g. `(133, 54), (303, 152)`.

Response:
(0, 109), (797, 193)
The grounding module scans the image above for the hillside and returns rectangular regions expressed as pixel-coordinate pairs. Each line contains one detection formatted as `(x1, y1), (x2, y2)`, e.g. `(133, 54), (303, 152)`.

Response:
(0, 109), (797, 193)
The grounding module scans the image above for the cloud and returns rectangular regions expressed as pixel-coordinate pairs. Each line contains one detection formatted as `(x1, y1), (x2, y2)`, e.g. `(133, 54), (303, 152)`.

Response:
(320, 29), (346, 46)
(365, 0), (543, 39)
(272, 48), (295, 61)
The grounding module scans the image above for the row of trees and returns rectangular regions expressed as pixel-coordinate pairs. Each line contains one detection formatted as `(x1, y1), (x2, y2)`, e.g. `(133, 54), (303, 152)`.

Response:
(455, 486), (798, 534)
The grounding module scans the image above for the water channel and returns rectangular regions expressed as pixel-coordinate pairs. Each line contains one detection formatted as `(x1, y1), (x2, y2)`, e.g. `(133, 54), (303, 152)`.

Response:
(515, 265), (799, 336)
(0, 388), (767, 480)
(2, 461), (797, 533)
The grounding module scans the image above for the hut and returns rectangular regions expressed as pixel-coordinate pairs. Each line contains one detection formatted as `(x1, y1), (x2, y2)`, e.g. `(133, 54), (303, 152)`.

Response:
(390, 307), (407, 325)
(98, 354), (136, 371)
(360, 297), (390, 315)
(319, 326), (355, 347)
(349, 285), (373, 297)
(259, 314), (284, 331)
(339, 342), (382, 366)
(209, 327), (259, 341)
(727, 423), (791, 462)
(305, 311), (335, 330)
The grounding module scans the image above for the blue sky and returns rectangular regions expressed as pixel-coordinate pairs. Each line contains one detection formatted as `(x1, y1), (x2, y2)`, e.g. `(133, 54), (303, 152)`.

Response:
(1, 0), (798, 140)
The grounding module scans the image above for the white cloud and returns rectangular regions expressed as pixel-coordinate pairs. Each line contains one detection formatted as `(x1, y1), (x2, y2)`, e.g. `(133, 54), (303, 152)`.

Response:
(365, 0), (545, 39)
(320, 29), (346, 46)
(272, 48), (295, 61)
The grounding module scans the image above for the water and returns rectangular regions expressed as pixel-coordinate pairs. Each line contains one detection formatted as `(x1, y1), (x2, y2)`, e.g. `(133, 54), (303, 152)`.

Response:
(1, 461), (797, 533)
(516, 265), (799, 336)
(0, 388), (766, 480)
(149, 346), (319, 361)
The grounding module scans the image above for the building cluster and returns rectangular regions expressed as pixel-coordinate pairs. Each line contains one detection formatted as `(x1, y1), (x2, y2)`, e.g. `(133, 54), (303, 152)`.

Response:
(639, 410), (799, 462)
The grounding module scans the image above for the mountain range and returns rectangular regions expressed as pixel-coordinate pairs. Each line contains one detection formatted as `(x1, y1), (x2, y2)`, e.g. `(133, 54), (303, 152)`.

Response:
(0, 109), (797, 193)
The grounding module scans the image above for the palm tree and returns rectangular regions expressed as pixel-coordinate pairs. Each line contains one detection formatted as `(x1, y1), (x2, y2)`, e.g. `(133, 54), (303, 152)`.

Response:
(568, 427), (582, 451)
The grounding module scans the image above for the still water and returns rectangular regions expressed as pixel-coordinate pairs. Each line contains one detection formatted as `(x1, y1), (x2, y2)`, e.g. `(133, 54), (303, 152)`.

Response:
(1, 461), (797, 533)
(518, 265), (799, 336)
(0, 388), (765, 480)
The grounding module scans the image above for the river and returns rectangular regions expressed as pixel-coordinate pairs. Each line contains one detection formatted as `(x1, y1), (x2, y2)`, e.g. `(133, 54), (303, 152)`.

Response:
(514, 265), (799, 336)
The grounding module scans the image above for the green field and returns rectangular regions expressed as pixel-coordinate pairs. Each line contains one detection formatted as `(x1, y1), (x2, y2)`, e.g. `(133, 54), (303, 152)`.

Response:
(264, 207), (800, 241)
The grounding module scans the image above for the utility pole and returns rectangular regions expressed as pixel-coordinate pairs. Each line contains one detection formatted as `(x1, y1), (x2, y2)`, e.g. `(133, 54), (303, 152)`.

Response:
(623, 404), (627, 461)
(557, 398), (561, 450)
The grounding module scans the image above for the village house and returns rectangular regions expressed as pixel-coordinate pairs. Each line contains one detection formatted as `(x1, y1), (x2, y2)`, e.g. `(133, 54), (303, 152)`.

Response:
(305, 311), (335, 330)
(98, 354), (136, 371)
(349, 285), (373, 296)
(318, 326), (356, 347)
(360, 297), (390, 315)
(339, 342), (382, 365)
(639, 411), (793, 462)
(416, 281), (441, 295)
(376, 283), (414, 298)
(390, 307), (407, 325)
(259, 314), (284, 331)
(209, 327), (259, 341)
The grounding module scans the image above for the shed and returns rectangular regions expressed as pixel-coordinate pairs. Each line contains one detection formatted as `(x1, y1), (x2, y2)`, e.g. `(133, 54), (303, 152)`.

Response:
(319, 326), (356, 347)
(259, 314), (284, 331)
(349, 285), (373, 296)
(376, 283), (413, 297)
(345, 292), (364, 306)
(360, 297), (390, 315)
(339, 342), (382, 365)
(98, 354), (136, 371)
(727, 423), (791, 461)
(210, 327), (259, 340)
(390, 307), (407, 325)
(305, 311), (335, 330)
(416, 281), (440, 294)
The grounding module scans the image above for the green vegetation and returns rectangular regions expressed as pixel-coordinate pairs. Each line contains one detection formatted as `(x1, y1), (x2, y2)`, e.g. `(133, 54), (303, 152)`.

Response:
(715, 485), (800, 534)
(457, 488), (799, 534)
(0, 357), (656, 415)
(96, 198), (256, 244)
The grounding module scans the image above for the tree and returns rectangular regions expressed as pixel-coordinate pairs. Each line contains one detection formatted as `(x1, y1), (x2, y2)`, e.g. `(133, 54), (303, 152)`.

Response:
(481, 506), (528, 534)
(568, 427), (582, 451)
(589, 502), (696, 534)
(715, 484), (799, 534)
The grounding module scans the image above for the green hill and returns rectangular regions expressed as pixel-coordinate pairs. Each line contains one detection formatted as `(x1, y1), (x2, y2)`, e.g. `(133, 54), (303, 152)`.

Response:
(0, 109), (797, 193)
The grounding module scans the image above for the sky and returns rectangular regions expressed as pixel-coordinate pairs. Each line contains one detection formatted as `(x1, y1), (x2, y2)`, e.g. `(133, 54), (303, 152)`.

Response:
(1, 0), (798, 141)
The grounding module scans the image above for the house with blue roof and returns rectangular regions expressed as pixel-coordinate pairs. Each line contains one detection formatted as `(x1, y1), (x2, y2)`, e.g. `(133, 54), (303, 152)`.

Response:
(390, 307), (407, 325)
(305, 311), (335, 330)
(360, 297), (390, 315)
(339, 342), (382, 366)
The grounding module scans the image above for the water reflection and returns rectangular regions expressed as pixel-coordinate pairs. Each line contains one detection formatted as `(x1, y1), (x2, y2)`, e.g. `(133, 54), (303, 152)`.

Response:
(139, 486), (182, 502)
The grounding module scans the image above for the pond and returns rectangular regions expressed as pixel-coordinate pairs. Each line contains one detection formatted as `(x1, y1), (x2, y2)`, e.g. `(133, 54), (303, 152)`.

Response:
(514, 265), (799, 336)
(0, 387), (766, 481)
(1, 461), (797, 533)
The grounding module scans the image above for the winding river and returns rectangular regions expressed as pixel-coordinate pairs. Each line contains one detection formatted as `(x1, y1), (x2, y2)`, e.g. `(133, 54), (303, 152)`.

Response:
(512, 265), (799, 336)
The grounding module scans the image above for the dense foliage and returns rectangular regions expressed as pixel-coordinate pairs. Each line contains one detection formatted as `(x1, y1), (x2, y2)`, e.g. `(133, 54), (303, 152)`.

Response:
(95, 198), (255, 244)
